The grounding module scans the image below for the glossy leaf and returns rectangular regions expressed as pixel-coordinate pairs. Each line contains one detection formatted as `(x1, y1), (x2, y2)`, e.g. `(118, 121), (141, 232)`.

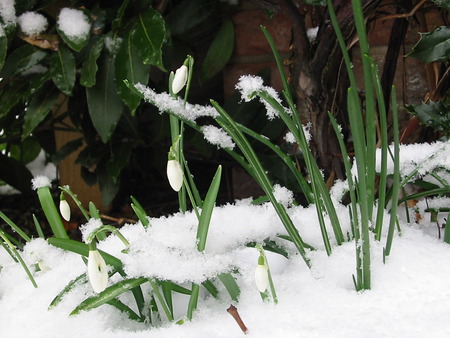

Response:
(407, 101), (450, 132)
(0, 35), (6, 72)
(70, 278), (148, 316)
(115, 32), (149, 113)
(22, 83), (59, 139)
(131, 7), (166, 69)
(86, 52), (125, 143)
(80, 36), (104, 87)
(50, 45), (76, 95)
(57, 12), (90, 52)
(0, 44), (46, 78)
(201, 20), (234, 81)
(0, 153), (33, 194)
(408, 26), (450, 63)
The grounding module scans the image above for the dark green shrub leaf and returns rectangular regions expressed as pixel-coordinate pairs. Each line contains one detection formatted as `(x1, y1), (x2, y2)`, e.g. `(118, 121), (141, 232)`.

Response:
(22, 82), (59, 139)
(201, 19), (234, 82)
(131, 7), (166, 70)
(86, 52), (124, 143)
(0, 153), (33, 194)
(0, 35), (6, 72)
(166, 0), (217, 35)
(0, 44), (46, 78)
(80, 36), (104, 87)
(70, 278), (148, 316)
(97, 161), (119, 206)
(10, 136), (41, 164)
(115, 32), (150, 113)
(51, 137), (83, 165)
(431, 0), (450, 12)
(408, 26), (450, 63)
(106, 142), (132, 183)
(50, 45), (76, 95)
(406, 101), (450, 132)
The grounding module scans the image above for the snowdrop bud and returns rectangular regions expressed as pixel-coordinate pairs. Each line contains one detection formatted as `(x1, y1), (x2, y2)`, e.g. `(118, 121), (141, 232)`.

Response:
(255, 263), (269, 293)
(59, 198), (71, 221)
(167, 159), (184, 192)
(172, 65), (188, 94)
(87, 250), (108, 293)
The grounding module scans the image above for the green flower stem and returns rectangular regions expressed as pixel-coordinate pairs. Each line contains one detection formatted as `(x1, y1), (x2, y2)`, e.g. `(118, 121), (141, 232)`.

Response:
(86, 225), (130, 248)
(183, 174), (200, 220)
(149, 279), (174, 322)
(187, 283), (199, 320)
(0, 211), (31, 242)
(37, 186), (68, 239)
(0, 229), (37, 288)
(59, 185), (90, 221)
(384, 86), (400, 257)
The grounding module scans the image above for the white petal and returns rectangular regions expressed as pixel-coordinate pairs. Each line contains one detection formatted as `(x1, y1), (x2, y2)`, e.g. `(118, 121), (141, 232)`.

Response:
(172, 65), (188, 94)
(88, 250), (108, 293)
(255, 264), (269, 293)
(59, 199), (71, 221)
(167, 160), (184, 192)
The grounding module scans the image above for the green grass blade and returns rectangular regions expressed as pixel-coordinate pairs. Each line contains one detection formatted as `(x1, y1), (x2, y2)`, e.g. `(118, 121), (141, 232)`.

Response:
(130, 196), (150, 227)
(149, 279), (174, 322)
(218, 272), (240, 302)
(106, 298), (143, 322)
(49, 273), (87, 309)
(70, 277), (148, 316)
(37, 186), (68, 239)
(0, 211), (31, 242)
(33, 214), (45, 239)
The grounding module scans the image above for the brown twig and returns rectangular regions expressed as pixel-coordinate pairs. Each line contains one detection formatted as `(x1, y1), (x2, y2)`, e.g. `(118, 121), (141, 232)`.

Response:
(381, 0), (427, 21)
(227, 305), (249, 335)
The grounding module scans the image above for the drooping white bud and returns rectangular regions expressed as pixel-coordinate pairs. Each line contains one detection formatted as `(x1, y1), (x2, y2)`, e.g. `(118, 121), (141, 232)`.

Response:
(59, 199), (71, 221)
(172, 65), (188, 94)
(87, 250), (108, 293)
(255, 264), (269, 293)
(166, 159), (184, 192)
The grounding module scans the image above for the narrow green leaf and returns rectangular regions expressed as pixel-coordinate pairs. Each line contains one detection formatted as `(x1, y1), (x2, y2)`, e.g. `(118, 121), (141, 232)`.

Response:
(106, 298), (143, 322)
(50, 45), (76, 95)
(80, 37), (104, 87)
(49, 273), (87, 309)
(201, 20), (234, 81)
(86, 52), (125, 143)
(33, 214), (45, 239)
(196, 165), (222, 252)
(37, 186), (68, 239)
(70, 278), (148, 316)
(115, 32), (150, 112)
(408, 26), (450, 63)
(22, 83), (59, 139)
(202, 280), (218, 298)
(131, 7), (166, 70)
(131, 203), (149, 227)
(0, 211), (31, 242)
(47, 238), (123, 272)
(0, 44), (47, 78)
(218, 273), (240, 302)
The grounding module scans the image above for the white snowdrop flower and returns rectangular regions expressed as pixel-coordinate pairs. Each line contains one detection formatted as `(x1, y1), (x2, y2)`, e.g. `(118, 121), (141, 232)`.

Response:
(172, 65), (188, 94)
(255, 263), (269, 293)
(17, 12), (48, 36)
(38, 260), (50, 273)
(167, 160), (184, 192)
(57, 8), (90, 39)
(31, 175), (51, 190)
(59, 199), (71, 221)
(87, 250), (108, 293)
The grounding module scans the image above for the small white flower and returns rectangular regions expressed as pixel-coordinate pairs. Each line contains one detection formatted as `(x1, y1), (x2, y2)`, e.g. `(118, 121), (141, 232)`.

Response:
(255, 264), (269, 293)
(172, 65), (188, 94)
(59, 199), (71, 221)
(87, 250), (108, 293)
(167, 159), (184, 192)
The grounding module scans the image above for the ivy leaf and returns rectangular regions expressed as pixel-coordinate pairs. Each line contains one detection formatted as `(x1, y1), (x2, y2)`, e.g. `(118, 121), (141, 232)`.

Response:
(86, 52), (125, 143)
(22, 82), (59, 139)
(0, 44), (47, 78)
(115, 32), (150, 113)
(131, 7), (166, 70)
(408, 26), (450, 63)
(406, 101), (450, 132)
(201, 19), (234, 82)
(50, 45), (76, 95)
(80, 36), (104, 87)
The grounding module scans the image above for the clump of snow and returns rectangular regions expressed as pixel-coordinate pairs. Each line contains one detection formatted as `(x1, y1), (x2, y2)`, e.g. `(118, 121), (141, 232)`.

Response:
(235, 75), (287, 120)
(17, 12), (48, 36)
(135, 83), (219, 121)
(79, 218), (104, 244)
(284, 131), (296, 144)
(330, 179), (349, 203)
(201, 125), (235, 150)
(273, 184), (294, 208)
(307, 27), (319, 42)
(57, 8), (90, 39)
(0, 0), (16, 26)
(31, 175), (51, 190)
(104, 35), (122, 55)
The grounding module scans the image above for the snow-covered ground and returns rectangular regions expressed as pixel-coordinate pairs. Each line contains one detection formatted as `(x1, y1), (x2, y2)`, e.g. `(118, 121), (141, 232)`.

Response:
(1, 196), (450, 338)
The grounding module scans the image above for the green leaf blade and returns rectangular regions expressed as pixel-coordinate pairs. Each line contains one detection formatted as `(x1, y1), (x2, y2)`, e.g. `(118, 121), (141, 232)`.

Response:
(50, 45), (76, 95)
(80, 37), (104, 87)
